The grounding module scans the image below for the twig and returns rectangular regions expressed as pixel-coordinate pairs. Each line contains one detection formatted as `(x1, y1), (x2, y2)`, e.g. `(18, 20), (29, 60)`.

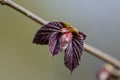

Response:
(0, 0), (120, 71)
(84, 44), (120, 69)
(0, 0), (48, 25)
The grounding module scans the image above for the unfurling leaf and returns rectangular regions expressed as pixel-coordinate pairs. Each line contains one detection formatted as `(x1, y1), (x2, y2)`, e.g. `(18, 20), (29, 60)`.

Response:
(49, 32), (62, 56)
(64, 33), (85, 73)
(33, 21), (86, 73)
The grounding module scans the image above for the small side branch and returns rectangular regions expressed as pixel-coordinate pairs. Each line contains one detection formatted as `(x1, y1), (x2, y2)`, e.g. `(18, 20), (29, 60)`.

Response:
(0, 0), (120, 72)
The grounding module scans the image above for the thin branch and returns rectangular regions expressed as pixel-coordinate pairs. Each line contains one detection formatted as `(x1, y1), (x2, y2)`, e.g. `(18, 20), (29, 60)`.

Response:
(0, 0), (48, 25)
(84, 44), (120, 69)
(0, 0), (120, 71)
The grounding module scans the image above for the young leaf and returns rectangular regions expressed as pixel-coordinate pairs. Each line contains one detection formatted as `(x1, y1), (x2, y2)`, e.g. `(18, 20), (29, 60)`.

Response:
(48, 32), (62, 56)
(33, 21), (87, 74)
(64, 33), (85, 73)
(33, 21), (65, 45)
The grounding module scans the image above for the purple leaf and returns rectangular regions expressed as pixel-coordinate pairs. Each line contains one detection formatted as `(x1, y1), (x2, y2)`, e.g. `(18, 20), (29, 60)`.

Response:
(64, 33), (85, 73)
(49, 32), (62, 56)
(33, 22), (65, 45)
(33, 21), (87, 74)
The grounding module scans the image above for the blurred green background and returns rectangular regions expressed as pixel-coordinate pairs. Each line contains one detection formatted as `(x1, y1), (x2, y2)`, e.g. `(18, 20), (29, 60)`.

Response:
(0, 0), (120, 80)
